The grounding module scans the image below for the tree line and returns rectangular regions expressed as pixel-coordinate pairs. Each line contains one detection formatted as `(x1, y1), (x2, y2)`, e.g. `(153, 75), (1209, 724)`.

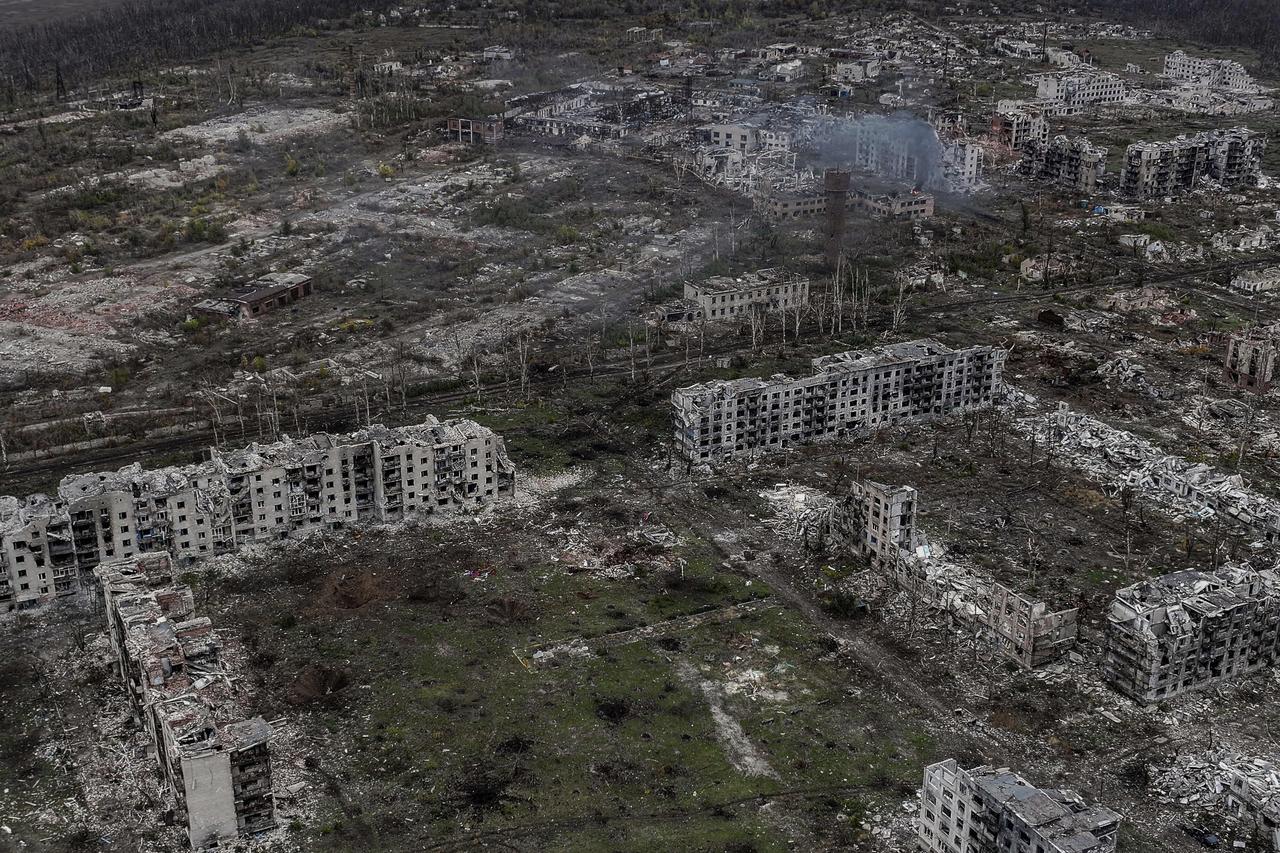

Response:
(1094, 0), (1280, 66)
(0, 0), (396, 97)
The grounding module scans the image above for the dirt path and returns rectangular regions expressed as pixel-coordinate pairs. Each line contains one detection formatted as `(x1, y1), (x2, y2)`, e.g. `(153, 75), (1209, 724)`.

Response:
(673, 658), (779, 779)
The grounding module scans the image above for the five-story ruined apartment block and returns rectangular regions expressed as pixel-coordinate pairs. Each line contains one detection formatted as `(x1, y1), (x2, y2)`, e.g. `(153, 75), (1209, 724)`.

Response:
(671, 339), (1005, 463)
(98, 555), (274, 849)
(919, 759), (1121, 853)
(1103, 564), (1280, 704)
(0, 419), (515, 612)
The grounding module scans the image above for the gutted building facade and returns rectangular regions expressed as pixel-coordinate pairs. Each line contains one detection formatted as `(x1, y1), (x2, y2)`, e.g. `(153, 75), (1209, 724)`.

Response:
(1164, 50), (1260, 93)
(1032, 69), (1127, 113)
(97, 555), (274, 849)
(1019, 135), (1108, 191)
(1103, 565), (1280, 704)
(1, 419), (515, 612)
(1120, 127), (1266, 198)
(671, 339), (1005, 463)
(919, 760), (1122, 853)
(1224, 333), (1279, 394)
(780, 477), (1077, 669)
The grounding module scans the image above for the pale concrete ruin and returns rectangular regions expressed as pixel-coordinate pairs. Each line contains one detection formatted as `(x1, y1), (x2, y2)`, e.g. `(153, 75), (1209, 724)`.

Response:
(1164, 50), (1263, 94)
(1025, 403), (1280, 543)
(96, 554), (274, 849)
(1153, 749), (1280, 851)
(1, 419), (515, 612)
(1103, 564), (1280, 704)
(918, 759), (1121, 853)
(672, 339), (1005, 463)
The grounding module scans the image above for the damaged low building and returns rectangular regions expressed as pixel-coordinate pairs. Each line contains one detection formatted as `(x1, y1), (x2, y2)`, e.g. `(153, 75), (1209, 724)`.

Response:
(671, 339), (1005, 463)
(918, 759), (1122, 853)
(1103, 564), (1280, 704)
(0, 419), (515, 612)
(1230, 266), (1280, 295)
(192, 272), (314, 321)
(97, 555), (274, 849)
(682, 268), (809, 321)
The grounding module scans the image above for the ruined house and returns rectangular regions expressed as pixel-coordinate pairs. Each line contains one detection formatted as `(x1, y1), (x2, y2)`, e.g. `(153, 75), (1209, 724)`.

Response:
(682, 268), (809, 321)
(1103, 564), (1280, 704)
(1230, 266), (1280, 295)
(1224, 332), (1278, 393)
(446, 116), (504, 145)
(0, 419), (515, 612)
(97, 555), (274, 849)
(671, 339), (1005, 463)
(918, 760), (1121, 853)
(1019, 135), (1108, 191)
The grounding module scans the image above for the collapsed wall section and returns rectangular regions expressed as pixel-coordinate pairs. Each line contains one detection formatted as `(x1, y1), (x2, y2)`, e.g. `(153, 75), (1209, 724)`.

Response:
(764, 477), (1076, 668)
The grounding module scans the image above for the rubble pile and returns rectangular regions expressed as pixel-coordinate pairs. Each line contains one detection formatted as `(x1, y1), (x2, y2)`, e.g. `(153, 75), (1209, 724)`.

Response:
(1022, 403), (1280, 542)
(1151, 750), (1280, 849)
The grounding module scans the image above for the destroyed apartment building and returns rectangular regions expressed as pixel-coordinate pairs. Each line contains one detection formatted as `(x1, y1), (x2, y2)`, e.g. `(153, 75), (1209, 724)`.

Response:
(1019, 135), (1108, 192)
(767, 478), (1077, 668)
(499, 83), (673, 140)
(1031, 67), (1128, 114)
(992, 100), (1050, 151)
(1103, 563), (1280, 704)
(1164, 50), (1264, 94)
(96, 554), (274, 849)
(0, 419), (515, 612)
(1154, 750), (1280, 850)
(758, 179), (936, 224)
(678, 268), (809, 322)
(1030, 403), (1280, 543)
(918, 759), (1122, 853)
(1120, 127), (1266, 198)
(672, 339), (1005, 463)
